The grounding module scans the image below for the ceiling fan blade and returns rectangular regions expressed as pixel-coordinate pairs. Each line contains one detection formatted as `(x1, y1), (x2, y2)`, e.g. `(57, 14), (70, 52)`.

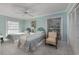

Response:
(27, 13), (34, 17)
(13, 4), (36, 17)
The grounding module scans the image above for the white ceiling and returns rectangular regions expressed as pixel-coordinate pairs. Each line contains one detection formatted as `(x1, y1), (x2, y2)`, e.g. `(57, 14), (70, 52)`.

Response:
(0, 3), (69, 20)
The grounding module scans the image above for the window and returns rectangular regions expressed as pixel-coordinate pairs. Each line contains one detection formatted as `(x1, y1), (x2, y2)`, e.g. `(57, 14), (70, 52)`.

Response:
(7, 21), (19, 34)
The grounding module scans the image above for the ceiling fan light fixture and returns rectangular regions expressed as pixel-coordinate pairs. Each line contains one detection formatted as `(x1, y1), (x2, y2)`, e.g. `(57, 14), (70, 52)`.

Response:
(24, 11), (28, 14)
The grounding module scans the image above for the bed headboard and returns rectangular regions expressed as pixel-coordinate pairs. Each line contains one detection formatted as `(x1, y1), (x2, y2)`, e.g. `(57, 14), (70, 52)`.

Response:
(26, 28), (31, 32)
(37, 27), (45, 32)
(37, 27), (46, 38)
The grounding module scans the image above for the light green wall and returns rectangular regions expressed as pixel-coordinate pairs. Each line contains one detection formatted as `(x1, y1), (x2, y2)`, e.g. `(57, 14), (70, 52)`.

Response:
(24, 20), (31, 30)
(36, 17), (47, 34)
(0, 15), (6, 39)
(19, 20), (26, 32)
(0, 15), (29, 39)
(0, 12), (67, 41)
(20, 11), (70, 41)
(35, 12), (67, 41)
(19, 20), (31, 32)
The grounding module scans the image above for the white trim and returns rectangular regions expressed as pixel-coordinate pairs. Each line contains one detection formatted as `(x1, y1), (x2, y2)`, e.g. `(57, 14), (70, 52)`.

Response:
(67, 13), (69, 44)
(35, 11), (65, 18)
(65, 4), (72, 12)
(47, 16), (63, 40)
(6, 18), (8, 37)
(67, 4), (77, 14)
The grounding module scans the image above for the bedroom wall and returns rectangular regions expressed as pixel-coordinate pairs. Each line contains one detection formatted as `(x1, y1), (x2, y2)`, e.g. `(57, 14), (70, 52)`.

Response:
(36, 12), (67, 41)
(19, 20), (31, 32)
(0, 12), (68, 41)
(0, 15), (28, 39)
(0, 15), (6, 39)
(36, 17), (47, 33)
(19, 20), (26, 32)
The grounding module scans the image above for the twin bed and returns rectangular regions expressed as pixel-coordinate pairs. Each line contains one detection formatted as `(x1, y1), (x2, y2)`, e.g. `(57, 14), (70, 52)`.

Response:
(7, 27), (46, 51)
(25, 31), (45, 51)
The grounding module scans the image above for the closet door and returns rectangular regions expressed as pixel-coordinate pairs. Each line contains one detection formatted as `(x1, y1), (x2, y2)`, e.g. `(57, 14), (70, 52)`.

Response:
(75, 4), (79, 54)
(76, 5), (79, 40)
(69, 4), (79, 54)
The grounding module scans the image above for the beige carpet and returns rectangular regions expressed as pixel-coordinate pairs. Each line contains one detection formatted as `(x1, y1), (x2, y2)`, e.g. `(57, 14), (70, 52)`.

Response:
(0, 40), (74, 55)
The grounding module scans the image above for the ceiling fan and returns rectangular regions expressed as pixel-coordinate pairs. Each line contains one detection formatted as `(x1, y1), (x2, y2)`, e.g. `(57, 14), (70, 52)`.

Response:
(13, 4), (34, 17)
(23, 11), (34, 17)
